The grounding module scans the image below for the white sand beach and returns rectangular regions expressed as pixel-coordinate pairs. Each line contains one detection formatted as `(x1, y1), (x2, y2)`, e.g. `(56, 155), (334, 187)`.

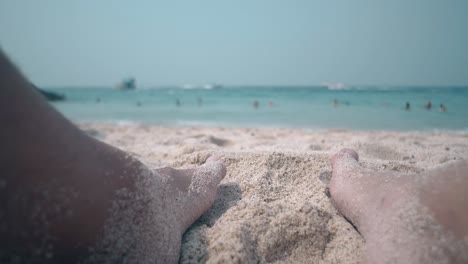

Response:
(80, 123), (468, 263)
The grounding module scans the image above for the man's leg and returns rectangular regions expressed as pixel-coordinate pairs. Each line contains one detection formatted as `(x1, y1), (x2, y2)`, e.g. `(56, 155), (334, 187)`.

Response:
(330, 149), (468, 263)
(0, 49), (226, 263)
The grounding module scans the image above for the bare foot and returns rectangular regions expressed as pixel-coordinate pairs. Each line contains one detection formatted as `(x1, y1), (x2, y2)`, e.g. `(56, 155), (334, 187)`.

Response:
(87, 154), (226, 264)
(330, 149), (468, 263)
(157, 156), (227, 231)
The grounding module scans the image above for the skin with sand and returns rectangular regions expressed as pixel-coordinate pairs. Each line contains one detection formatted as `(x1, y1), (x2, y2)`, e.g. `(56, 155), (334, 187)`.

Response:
(330, 149), (468, 263)
(0, 49), (226, 263)
(88, 156), (226, 263)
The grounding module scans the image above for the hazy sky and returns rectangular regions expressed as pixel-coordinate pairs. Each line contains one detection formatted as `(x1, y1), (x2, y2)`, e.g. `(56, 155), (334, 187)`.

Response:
(1, 0), (467, 86)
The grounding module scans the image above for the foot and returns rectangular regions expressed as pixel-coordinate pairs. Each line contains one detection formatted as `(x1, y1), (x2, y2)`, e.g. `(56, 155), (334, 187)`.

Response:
(155, 155), (227, 231)
(89, 153), (226, 264)
(329, 149), (468, 263)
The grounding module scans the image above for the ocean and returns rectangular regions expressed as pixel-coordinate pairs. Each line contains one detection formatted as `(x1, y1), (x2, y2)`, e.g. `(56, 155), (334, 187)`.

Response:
(48, 86), (468, 131)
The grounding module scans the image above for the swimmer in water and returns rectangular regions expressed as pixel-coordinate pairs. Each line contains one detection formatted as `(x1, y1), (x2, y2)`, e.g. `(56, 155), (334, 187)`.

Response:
(333, 99), (339, 108)
(425, 101), (432, 110)
(405, 102), (410, 111)
(440, 104), (447, 112)
(253, 100), (259, 109)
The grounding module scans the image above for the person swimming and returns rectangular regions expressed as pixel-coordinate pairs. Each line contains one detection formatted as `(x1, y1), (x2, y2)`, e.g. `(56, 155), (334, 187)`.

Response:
(425, 101), (432, 110)
(253, 100), (259, 109)
(332, 99), (339, 108)
(405, 102), (410, 111)
(176, 98), (181, 107)
(440, 104), (447, 112)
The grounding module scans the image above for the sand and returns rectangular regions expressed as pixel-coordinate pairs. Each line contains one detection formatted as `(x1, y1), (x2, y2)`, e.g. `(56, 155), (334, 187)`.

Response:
(80, 123), (468, 263)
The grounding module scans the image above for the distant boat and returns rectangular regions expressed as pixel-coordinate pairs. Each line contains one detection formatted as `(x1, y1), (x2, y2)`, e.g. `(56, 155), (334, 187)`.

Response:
(116, 77), (136, 90)
(180, 83), (223, 89)
(202, 83), (222, 89)
(320, 82), (347, 90)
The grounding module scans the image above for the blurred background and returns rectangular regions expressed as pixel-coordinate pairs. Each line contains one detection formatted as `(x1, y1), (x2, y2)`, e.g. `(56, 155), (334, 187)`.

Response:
(1, 0), (467, 130)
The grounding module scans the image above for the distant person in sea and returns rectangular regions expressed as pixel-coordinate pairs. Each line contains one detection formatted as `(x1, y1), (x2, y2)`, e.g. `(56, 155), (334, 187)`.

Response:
(332, 99), (339, 108)
(268, 101), (274, 107)
(405, 102), (410, 111)
(253, 100), (259, 109)
(425, 101), (432, 110)
(440, 104), (447, 112)
(136, 101), (142, 107)
(176, 98), (181, 107)
(96, 97), (101, 103)
(197, 97), (203, 107)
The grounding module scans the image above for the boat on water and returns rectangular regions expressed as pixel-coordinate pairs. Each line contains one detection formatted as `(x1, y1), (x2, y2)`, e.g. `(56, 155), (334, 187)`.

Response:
(320, 82), (347, 90)
(181, 83), (223, 89)
(116, 77), (136, 90)
(202, 83), (222, 89)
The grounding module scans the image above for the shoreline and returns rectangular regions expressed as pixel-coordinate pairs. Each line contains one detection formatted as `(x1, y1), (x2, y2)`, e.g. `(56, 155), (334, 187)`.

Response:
(78, 121), (468, 134)
(79, 123), (468, 263)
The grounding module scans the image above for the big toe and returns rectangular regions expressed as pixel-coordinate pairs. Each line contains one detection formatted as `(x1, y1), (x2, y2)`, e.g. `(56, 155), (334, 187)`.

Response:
(180, 156), (226, 229)
(331, 148), (360, 175)
(329, 149), (373, 230)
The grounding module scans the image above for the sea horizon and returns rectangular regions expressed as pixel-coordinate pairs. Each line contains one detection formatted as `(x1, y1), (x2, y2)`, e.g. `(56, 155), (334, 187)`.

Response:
(47, 85), (468, 132)
(42, 84), (468, 90)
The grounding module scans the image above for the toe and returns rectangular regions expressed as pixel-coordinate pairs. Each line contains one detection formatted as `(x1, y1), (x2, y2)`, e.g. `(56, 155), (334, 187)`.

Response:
(331, 148), (360, 175)
(197, 155), (227, 187)
(329, 149), (404, 238)
(180, 156), (226, 230)
(329, 148), (363, 204)
(188, 156), (226, 201)
(329, 149), (370, 231)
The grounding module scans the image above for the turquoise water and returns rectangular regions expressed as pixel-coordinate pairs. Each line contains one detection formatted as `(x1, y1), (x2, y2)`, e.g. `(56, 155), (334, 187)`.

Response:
(49, 86), (468, 131)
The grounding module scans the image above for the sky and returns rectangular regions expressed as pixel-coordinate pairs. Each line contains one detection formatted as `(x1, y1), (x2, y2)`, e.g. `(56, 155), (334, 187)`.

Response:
(0, 0), (467, 87)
